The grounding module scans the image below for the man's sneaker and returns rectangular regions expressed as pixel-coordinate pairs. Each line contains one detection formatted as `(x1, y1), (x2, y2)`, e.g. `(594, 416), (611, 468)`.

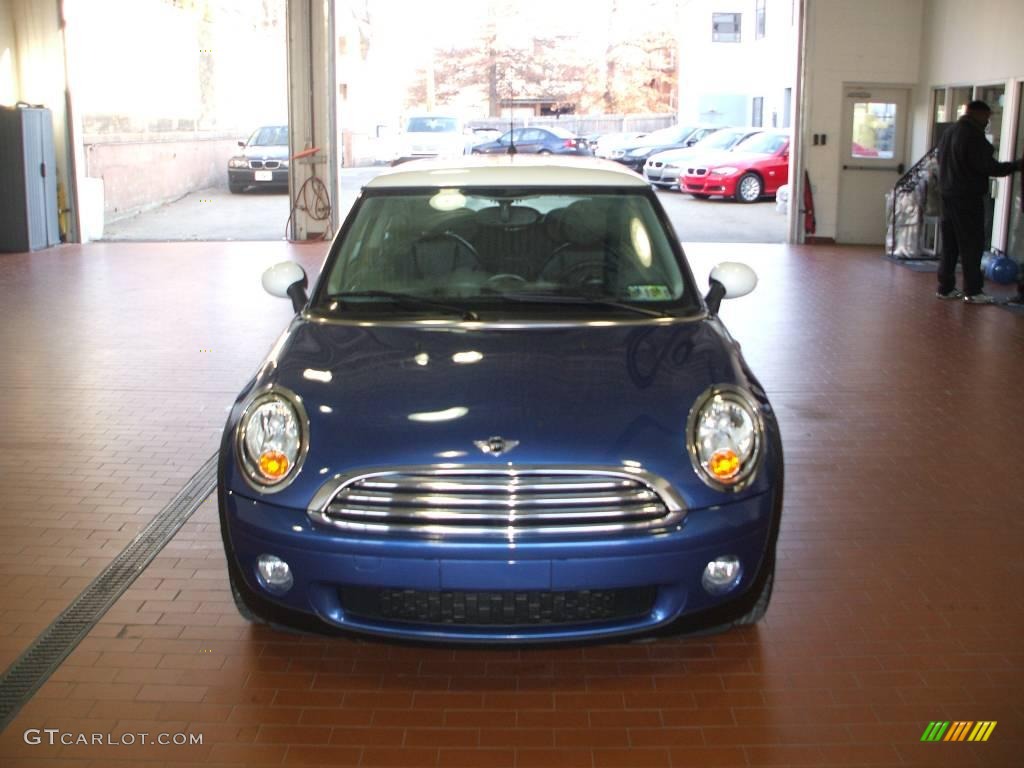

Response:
(935, 289), (963, 300)
(963, 292), (998, 304)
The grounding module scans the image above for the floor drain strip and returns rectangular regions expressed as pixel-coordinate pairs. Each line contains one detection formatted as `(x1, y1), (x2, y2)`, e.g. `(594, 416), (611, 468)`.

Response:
(0, 453), (219, 733)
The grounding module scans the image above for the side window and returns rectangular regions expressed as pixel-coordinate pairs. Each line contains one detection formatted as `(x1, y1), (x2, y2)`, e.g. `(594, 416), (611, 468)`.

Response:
(522, 129), (545, 142)
(712, 12), (741, 42)
(850, 101), (897, 159)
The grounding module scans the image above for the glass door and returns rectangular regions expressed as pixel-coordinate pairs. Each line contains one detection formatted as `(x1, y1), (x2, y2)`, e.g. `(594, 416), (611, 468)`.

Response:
(1008, 83), (1024, 268)
(976, 85), (1006, 249)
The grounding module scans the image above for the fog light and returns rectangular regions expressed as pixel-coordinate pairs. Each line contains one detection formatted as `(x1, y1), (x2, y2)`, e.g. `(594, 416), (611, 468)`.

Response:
(256, 554), (293, 594)
(702, 556), (742, 595)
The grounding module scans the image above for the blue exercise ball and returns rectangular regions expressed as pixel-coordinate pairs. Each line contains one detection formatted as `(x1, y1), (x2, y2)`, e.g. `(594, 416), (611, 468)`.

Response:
(988, 255), (1020, 285)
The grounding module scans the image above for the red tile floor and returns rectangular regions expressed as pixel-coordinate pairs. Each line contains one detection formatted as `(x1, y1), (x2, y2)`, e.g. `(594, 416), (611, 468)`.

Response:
(0, 241), (1021, 767)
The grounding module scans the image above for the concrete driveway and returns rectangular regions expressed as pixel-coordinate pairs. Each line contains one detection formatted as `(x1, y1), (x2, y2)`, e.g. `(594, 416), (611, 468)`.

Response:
(100, 167), (788, 243)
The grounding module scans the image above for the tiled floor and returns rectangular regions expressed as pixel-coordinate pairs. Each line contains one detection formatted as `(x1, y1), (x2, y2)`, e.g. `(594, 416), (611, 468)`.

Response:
(1, 241), (1022, 767)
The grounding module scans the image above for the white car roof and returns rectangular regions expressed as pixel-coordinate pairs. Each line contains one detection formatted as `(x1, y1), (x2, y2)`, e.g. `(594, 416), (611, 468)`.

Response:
(366, 155), (650, 189)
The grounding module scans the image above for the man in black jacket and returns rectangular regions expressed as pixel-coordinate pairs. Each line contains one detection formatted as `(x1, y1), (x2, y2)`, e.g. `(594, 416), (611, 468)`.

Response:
(936, 100), (1023, 303)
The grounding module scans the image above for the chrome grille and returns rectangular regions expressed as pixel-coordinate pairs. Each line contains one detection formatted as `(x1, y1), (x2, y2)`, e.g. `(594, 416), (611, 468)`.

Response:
(308, 466), (684, 538)
(249, 160), (280, 169)
(688, 167), (707, 176)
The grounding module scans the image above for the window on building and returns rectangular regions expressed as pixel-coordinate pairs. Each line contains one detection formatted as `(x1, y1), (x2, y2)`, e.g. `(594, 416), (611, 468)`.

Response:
(712, 12), (741, 42)
(756, 0), (766, 38)
(752, 97), (764, 127)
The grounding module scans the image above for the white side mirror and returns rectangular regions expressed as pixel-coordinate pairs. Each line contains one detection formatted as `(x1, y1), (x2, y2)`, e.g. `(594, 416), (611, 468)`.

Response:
(709, 261), (757, 300)
(262, 261), (307, 299)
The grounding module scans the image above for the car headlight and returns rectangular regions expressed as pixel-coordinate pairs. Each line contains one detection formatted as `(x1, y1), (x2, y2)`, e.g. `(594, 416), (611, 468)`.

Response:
(236, 389), (308, 492)
(229, 157), (249, 168)
(687, 386), (763, 491)
(710, 166), (740, 176)
(279, 159), (289, 168)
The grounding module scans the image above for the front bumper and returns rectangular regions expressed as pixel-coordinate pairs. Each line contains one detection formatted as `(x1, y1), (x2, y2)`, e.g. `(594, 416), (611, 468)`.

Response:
(221, 484), (779, 642)
(682, 176), (735, 196)
(612, 157), (648, 173)
(644, 167), (681, 186)
(229, 168), (289, 187)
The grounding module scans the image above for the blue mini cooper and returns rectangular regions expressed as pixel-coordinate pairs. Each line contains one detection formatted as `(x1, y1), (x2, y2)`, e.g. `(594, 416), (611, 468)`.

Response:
(218, 155), (783, 643)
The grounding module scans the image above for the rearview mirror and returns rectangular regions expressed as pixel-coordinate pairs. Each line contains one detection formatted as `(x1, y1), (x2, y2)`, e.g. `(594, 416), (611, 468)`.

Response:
(262, 261), (309, 312)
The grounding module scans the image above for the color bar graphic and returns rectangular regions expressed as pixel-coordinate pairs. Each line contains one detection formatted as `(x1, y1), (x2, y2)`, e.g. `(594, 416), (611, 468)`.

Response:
(921, 721), (996, 742)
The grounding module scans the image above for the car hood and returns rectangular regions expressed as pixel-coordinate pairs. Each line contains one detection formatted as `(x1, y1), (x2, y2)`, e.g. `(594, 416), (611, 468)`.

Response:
(649, 146), (705, 164)
(226, 317), (766, 509)
(242, 144), (289, 160)
(688, 149), (773, 167)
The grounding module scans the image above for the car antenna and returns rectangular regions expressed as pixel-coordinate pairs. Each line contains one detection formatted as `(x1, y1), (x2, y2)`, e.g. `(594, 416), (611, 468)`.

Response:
(506, 76), (517, 155)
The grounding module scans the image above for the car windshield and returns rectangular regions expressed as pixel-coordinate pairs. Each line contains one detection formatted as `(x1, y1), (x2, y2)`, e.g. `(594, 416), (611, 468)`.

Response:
(733, 132), (788, 154)
(249, 126), (288, 146)
(314, 188), (696, 317)
(407, 117), (458, 133)
(642, 125), (695, 145)
(698, 129), (752, 150)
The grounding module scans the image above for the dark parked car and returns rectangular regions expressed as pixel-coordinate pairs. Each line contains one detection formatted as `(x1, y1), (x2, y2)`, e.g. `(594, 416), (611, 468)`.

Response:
(219, 155), (783, 644)
(471, 126), (591, 156)
(227, 125), (289, 193)
(610, 124), (721, 172)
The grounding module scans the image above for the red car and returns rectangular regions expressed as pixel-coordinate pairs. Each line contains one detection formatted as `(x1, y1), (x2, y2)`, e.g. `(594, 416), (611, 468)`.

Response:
(681, 131), (790, 202)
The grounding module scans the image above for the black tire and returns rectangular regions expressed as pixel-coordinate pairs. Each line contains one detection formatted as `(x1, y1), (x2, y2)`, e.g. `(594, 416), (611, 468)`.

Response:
(691, 193), (711, 200)
(735, 173), (763, 203)
(537, 150), (552, 156)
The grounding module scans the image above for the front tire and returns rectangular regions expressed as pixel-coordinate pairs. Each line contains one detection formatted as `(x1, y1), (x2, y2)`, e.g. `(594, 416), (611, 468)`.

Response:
(736, 173), (763, 203)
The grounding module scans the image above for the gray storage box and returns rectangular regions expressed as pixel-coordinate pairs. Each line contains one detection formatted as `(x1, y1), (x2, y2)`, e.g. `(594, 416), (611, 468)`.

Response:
(0, 105), (61, 252)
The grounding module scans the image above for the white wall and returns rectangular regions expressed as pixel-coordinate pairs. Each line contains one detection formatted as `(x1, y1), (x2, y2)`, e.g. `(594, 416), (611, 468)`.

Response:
(913, 0), (1024, 160)
(801, 0), (923, 241)
(678, 0), (797, 128)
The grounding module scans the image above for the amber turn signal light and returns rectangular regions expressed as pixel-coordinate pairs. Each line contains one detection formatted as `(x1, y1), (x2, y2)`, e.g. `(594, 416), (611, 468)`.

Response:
(258, 450), (290, 479)
(708, 448), (741, 481)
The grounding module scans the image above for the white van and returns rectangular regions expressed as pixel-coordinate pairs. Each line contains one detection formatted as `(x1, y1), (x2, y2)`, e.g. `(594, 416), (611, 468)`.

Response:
(392, 114), (472, 165)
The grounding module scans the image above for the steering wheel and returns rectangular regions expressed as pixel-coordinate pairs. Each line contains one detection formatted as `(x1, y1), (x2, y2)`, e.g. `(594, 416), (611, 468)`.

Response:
(560, 259), (608, 290)
(485, 273), (528, 290)
(412, 231), (482, 275)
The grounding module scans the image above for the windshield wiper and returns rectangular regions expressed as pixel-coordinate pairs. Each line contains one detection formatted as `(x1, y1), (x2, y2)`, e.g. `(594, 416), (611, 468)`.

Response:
(495, 290), (672, 318)
(325, 291), (479, 321)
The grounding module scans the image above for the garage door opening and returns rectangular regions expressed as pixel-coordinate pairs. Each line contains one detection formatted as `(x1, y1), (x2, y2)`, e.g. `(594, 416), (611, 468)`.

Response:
(331, 0), (798, 245)
(64, 0), (290, 241)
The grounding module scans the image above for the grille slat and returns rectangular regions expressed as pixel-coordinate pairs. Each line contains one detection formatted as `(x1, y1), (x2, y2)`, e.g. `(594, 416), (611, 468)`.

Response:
(329, 502), (667, 524)
(342, 488), (657, 508)
(313, 468), (681, 538)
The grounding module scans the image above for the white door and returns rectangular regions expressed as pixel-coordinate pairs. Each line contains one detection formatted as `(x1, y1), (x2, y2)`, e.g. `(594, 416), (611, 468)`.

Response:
(837, 86), (910, 244)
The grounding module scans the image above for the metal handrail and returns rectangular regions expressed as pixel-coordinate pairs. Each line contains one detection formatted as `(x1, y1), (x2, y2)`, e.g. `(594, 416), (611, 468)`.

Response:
(886, 147), (938, 258)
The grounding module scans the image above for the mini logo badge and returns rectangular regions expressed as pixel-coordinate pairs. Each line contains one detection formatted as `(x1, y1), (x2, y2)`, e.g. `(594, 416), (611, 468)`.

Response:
(474, 436), (519, 457)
